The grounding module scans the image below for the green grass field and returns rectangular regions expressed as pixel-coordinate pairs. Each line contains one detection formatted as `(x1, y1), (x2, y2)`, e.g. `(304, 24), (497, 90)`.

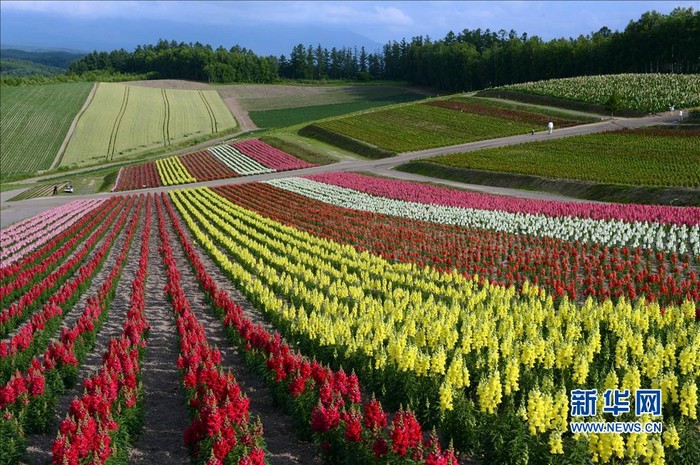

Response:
(428, 129), (700, 188)
(249, 92), (426, 128)
(0, 82), (93, 179)
(61, 83), (236, 167)
(313, 103), (535, 153)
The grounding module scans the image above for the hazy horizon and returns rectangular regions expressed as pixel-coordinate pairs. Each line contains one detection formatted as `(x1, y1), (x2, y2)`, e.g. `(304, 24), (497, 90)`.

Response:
(1, 1), (696, 56)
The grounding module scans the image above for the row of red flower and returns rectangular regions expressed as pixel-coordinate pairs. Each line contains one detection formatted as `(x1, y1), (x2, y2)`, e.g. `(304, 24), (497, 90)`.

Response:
(162, 192), (459, 464)
(113, 162), (161, 192)
(180, 151), (240, 183)
(214, 183), (699, 309)
(0, 199), (133, 360)
(0, 197), (117, 298)
(155, 194), (266, 465)
(113, 139), (315, 192)
(0, 195), (144, 464)
(52, 194), (152, 464)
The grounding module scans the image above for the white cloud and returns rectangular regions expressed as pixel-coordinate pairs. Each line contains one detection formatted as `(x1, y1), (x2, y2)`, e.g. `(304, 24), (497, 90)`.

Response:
(2, 0), (697, 44)
(1, 1), (414, 28)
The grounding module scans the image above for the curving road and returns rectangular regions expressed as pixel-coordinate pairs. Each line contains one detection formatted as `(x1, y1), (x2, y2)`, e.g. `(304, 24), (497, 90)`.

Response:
(0, 112), (681, 228)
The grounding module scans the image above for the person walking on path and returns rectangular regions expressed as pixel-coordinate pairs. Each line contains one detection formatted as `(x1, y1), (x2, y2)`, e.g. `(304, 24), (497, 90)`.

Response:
(547, 121), (554, 134)
(52, 185), (58, 195)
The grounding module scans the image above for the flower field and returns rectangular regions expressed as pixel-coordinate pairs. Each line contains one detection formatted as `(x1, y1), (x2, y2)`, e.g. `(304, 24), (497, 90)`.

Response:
(1, 171), (698, 464)
(112, 139), (315, 191)
(501, 74), (700, 113)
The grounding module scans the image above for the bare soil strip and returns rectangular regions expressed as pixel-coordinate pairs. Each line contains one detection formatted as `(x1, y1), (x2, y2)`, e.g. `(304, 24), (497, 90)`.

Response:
(22, 200), (143, 464)
(50, 82), (98, 170)
(221, 94), (257, 132)
(129, 208), (190, 464)
(123, 80), (213, 91)
(163, 198), (319, 464)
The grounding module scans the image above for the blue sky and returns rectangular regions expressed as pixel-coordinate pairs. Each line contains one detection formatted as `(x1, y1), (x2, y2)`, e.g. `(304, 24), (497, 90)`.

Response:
(1, 1), (697, 55)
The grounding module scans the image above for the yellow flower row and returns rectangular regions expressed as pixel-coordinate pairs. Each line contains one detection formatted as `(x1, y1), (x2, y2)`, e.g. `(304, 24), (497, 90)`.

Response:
(170, 187), (700, 462)
(156, 156), (196, 186)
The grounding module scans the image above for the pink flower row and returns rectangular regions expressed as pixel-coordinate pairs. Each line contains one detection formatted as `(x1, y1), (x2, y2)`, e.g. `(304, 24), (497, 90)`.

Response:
(0, 199), (128, 336)
(233, 139), (316, 171)
(306, 172), (700, 226)
(0, 199), (100, 246)
(0, 197), (133, 362)
(0, 200), (105, 266)
(0, 196), (143, 414)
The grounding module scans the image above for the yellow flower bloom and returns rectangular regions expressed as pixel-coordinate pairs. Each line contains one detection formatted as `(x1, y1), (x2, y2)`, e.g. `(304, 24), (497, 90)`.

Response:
(477, 371), (502, 415)
(680, 380), (698, 419)
(548, 431), (563, 454)
(663, 424), (680, 449)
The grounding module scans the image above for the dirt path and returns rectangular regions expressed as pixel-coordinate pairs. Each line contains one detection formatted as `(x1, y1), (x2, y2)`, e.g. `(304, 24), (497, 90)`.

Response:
(50, 83), (98, 171)
(221, 94), (258, 132)
(129, 208), (190, 464)
(23, 201), (144, 464)
(163, 197), (319, 464)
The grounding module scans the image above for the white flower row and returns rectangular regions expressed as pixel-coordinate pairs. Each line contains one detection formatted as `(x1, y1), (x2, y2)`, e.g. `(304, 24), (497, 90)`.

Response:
(266, 177), (700, 255)
(208, 144), (275, 176)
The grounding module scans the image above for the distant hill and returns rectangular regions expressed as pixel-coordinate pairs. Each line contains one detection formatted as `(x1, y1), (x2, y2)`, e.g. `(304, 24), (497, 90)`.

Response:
(0, 58), (66, 77)
(0, 48), (85, 70)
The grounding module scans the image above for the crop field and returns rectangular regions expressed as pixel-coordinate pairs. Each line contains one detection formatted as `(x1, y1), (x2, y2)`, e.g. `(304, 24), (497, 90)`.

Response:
(429, 96), (592, 127)
(1, 172), (698, 464)
(311, 103), (535, 153)
(249, 93), (427, 128)
(218, 84), (430, 111)
(60, 83), (236, 168)
(502, 73), (700, 112)
(427, 128), (700, 188)
(0, 82), (93, 179)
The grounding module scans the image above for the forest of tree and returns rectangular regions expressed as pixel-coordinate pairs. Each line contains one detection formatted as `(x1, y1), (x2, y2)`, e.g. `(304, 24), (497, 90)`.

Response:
(65, 7), (699, 90)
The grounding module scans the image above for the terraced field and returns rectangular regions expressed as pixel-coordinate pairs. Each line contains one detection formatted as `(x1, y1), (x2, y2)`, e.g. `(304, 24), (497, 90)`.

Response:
(60, 83), (236, 168)
(0, 82), (93, 179)
(427, 128), (700, 188)
(308, 102), (536, 153)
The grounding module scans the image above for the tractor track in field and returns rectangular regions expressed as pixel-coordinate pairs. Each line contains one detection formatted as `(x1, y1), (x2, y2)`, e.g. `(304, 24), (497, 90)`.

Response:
(162, 89), (172, 147)
(199, 90), (218, 133)
(106, 85), (130, 161)
(50, 82), (98, 171)
(161, 195), (320, 464)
